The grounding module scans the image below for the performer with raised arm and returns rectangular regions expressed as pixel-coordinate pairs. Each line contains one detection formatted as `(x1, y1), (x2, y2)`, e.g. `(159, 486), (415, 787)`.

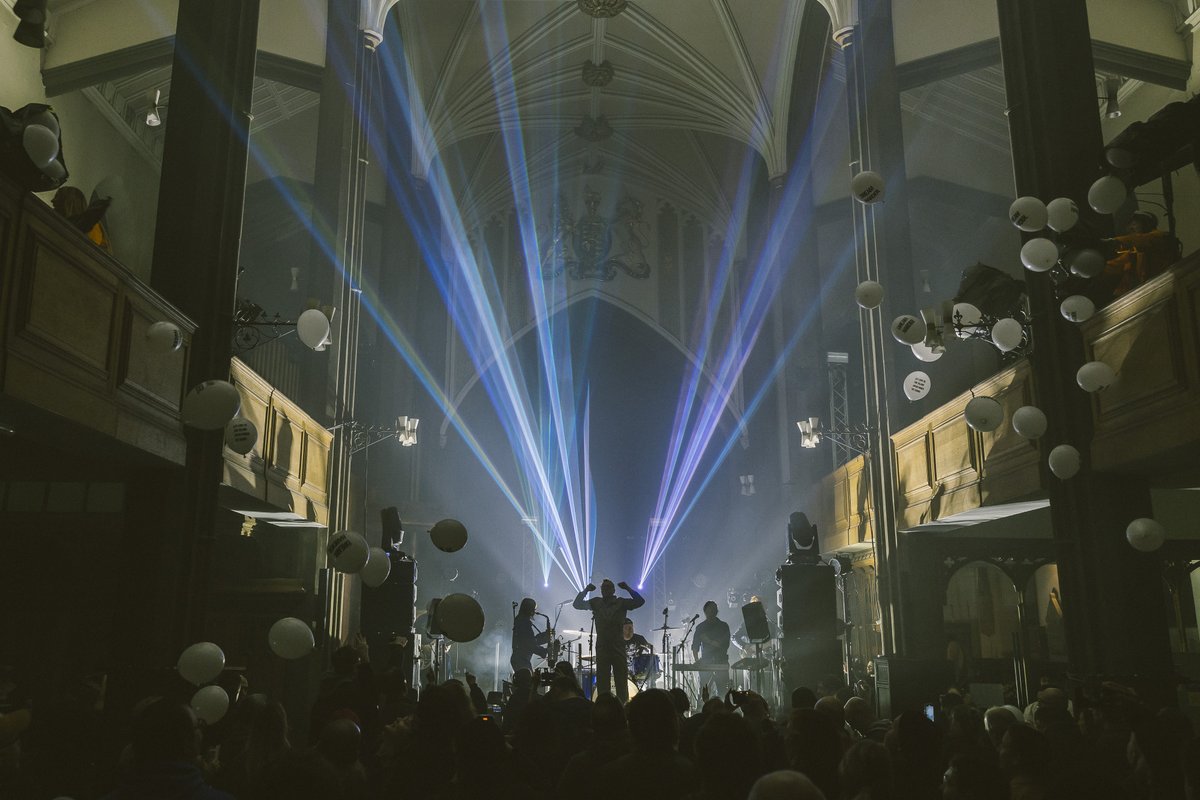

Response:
(573, 579), (645, 703)
(510, 597), (552, 673)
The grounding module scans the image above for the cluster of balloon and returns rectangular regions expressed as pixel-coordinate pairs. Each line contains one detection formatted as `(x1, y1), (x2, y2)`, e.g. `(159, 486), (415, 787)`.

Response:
(224, 417), (258, 456)
(361, 546), (392, 588)
(146, 321), (183, 354)
(903, 371), (931, 401)
(327, 530), (370, 574)
(433, 592), (486, 642)
(177, 642), (229, 724)
(182, 380), (241, 431)
(851, 170), (885, 204)
(1076, 361), (1116, 393)
(1011, 406), (1048, 440)
(22, 109), (65, 182)
(430, 518), (469, 553)
(1048, 444), (1081, 479)
(268, 617), (315, 659)
(1126, 518), (1166, 553)
(964, 396), (1004, 432)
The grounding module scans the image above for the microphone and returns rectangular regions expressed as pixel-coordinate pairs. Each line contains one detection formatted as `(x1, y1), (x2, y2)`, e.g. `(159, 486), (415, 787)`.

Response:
(690, 613), (700, 623)
(662, 607), (669, 615)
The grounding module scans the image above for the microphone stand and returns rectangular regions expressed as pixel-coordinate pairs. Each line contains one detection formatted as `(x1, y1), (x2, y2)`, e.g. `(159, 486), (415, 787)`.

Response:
(661, 607), (670, 688)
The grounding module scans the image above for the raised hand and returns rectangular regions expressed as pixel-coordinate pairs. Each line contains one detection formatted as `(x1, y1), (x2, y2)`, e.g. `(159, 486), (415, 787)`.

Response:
(585, 583), (596, 592)
(617, 581), (630, 591)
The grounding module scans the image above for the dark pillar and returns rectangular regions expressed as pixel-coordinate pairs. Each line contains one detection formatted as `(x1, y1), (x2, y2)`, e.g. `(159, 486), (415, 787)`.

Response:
(841, 0), (917, 656)
(997, 0), (1172, 689)
(148, 0), (258, 645)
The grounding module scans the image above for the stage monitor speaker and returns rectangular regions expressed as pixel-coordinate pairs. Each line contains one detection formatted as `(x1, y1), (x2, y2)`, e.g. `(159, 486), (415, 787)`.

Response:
(426, 597), (443, 636)
(874, 657), (954, 719)
(777, 562), (837, 639)
(381, 506), (403, 548)
(741, 601), (771, 642)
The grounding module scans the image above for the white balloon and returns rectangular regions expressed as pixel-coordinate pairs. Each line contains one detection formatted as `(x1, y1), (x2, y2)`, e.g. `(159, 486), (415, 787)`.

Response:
(21, 124), (59, 168)
(1008, 196), (1048, 232)
(990, 318), (1024, 352)
(1011, 405), (1048, 439)
(854, 280), (884, 310)
(434, 593), (486, 643)
(268, 617), (315, 659)
(327, 530), (370, 573)
(1088, 175), (1127, 214)
(911, 342), (944, 362)
(890, 314), (925, 346)
(952, 303), (982, 338)
(182, 380), (241, 431)
(29, 110), (59, 138)
(903, 371), (932, 401)
(964, 396), (1004, 432)
(430, 519), (469, 553)
(361, 547), (392, 588)
(1105, 148), (1136, 170)
(297, 309), (332, 350)
(1059, 295), (1095, 323)
(177, 642), (225, 686)
(146, 321), (183, 353)
(1076, 361), (1116, 393)
(1020, 237), (1059, 273)
(224, 418), (258, 455)
(1066, 248), (1106, 279)
(42, 159), (66, 181)
(1048, 444), (1081, 479)
(1126, 518), (1165, 553)
(1046, 197), (1079, 233)
(191, 685), (230, 725)
(850, 170), (885, 204)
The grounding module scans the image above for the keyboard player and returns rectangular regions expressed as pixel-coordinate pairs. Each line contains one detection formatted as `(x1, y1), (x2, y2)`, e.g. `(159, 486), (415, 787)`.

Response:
(691, 600), (731, 694)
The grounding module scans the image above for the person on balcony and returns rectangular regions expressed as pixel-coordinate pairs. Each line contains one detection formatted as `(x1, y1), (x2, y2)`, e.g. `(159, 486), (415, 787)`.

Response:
(1103, 211), (1179, 298)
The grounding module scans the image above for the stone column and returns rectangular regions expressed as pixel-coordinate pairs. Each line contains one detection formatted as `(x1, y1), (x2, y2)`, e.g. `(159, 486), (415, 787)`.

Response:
(147, 0), (259, 645)
(997, 0), (1172, 690)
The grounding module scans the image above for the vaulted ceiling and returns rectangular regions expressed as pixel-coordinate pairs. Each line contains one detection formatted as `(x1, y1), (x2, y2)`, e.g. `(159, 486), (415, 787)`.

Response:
(396, 0), (810, 228)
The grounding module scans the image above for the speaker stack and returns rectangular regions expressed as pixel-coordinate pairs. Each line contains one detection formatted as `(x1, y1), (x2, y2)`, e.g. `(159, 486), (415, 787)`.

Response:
(776, 562), (841, 695)
(361, 507), (416, 675)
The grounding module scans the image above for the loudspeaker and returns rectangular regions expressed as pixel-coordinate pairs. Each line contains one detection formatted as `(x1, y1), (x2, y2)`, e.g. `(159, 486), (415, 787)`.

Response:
(361, 556), (415, 673)
(780, 634), (841, 695)
(777, 562), (837, 638)
(741, 601), (771, 642)
(381, 507), (403, 548)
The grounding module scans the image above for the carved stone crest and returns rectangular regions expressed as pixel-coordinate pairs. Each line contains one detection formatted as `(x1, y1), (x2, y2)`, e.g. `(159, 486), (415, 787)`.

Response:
(577, 0), (627, 18)
(541, 188), (651, 282)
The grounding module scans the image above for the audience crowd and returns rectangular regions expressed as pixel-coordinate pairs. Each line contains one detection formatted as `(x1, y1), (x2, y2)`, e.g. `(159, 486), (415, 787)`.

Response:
(0, 646), (1197, 800)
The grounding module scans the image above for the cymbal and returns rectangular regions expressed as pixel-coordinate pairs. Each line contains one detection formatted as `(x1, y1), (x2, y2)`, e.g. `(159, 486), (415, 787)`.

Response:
(652, 624), (679, 631)
(558, 629), (590, 637)
(580, 655), (596, 662)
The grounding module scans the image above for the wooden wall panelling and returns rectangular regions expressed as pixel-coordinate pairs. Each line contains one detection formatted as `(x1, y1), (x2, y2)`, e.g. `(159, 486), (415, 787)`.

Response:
(1083, 254), (1200, 472)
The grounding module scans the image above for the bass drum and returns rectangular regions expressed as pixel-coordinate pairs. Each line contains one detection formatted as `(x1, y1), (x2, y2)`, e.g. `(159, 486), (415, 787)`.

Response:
(589, 674), (638, 702)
